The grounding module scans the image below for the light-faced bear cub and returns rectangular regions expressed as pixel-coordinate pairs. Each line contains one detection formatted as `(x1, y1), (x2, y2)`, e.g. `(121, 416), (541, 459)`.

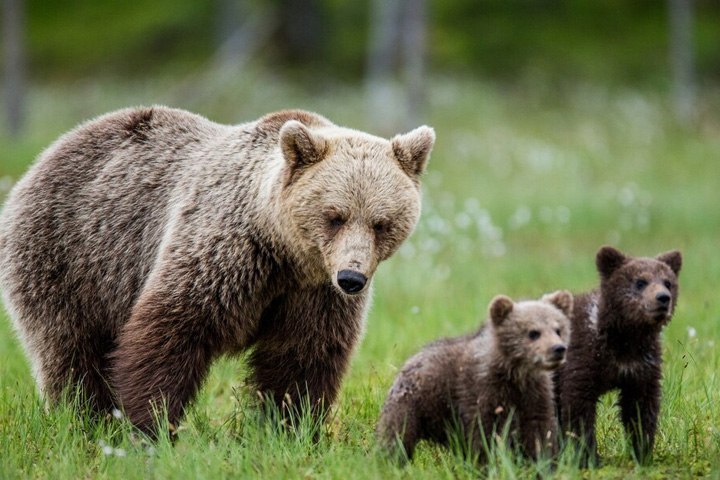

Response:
(377, 291), (573, 464)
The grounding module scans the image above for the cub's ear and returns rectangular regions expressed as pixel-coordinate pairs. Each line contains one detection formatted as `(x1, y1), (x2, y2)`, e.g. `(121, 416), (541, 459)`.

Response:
(657, 250), (682, 276)
(596, 246), (627, 280)
(542, 290), (574, 317)
(279, 120), (327, 170)
(391, 126), (435, 179)
(489, 295), (514, 327)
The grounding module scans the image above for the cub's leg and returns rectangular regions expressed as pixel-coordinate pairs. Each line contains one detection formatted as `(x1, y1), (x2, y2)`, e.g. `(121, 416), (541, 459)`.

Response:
(377, 392), (422, 464)
(560, 382), (600, 466)
(619, 376), (661, 464)
(517, 412), (558, 461)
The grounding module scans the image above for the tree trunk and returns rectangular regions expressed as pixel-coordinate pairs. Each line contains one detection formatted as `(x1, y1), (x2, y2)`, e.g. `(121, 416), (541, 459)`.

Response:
(366, 0), (403, 134)
(668, 0), (695, 124)
(3, 0), (26, 137)
(276, 0), (324, 65)
(401, 0), (427, 131)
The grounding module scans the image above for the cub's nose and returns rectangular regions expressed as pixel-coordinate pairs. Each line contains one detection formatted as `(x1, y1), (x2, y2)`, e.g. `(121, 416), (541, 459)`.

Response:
(656, 292), (671, 306)
(551, 344), (567, 361)
(337, 270), (367, 294)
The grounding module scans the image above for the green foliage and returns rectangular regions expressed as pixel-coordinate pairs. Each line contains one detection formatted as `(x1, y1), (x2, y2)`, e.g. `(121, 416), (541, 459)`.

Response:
(26, 0), (215, 78)
(1, 74), (720, 478)
(10, 1), (720, 84)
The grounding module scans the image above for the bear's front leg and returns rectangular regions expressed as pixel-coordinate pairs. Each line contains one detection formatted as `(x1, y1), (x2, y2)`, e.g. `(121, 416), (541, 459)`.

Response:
(517, 412), (557, 462)
(377, 385), (423, 464)
(248, 284), (369, 426)
(110, 289), (220, 435)
(560, 393), (600, 466)
(619, 374), (661, 464)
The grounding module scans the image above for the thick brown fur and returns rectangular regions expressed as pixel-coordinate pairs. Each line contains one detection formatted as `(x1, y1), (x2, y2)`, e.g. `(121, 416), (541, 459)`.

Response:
(0, 106), (435, 434)
(554, 246), (682, 465)
(377, 291), (573, 464)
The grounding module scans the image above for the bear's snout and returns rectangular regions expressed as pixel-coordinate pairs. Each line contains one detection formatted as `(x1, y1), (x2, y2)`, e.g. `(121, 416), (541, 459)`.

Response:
(336, 269), (367, 295)
(551, 344), (567, 362)
(643, 284), (673, 322)
(655, 292), (671, 307)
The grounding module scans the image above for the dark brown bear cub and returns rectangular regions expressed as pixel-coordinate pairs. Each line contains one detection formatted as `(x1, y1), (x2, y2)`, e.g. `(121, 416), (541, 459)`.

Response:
(377, 291), (573, 464)
(554, 246), (682, 465)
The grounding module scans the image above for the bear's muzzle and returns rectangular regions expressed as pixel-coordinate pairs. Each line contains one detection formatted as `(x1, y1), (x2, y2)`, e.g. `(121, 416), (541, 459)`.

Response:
(336, 269), (367, 295)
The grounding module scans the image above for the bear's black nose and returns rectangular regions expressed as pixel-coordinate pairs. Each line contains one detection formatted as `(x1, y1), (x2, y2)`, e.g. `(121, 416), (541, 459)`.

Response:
(551, 344), (567, 360)
(656, 292), (671, 305)
(337, 270), (367, 294)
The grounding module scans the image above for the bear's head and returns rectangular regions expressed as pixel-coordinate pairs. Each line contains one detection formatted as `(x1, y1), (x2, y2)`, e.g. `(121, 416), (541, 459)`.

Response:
(595, 246), (682, 327)
(278, 120), (434, 295)
(489, 291), (573, 372)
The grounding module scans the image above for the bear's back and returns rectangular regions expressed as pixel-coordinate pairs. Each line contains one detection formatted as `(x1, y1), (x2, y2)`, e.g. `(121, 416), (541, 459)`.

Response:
(0, 107), (238, 332)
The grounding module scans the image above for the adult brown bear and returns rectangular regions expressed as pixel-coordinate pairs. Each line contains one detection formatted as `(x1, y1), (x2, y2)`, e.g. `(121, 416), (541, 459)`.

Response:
(0, 107), (434, 434)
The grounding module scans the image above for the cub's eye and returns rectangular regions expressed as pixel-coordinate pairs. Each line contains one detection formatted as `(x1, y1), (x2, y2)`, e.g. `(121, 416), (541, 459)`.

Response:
(635, 279), (648, 290)
(528, 330), (541, 341)
(555, 329), (561, 336)
(664, 280), (672, 289)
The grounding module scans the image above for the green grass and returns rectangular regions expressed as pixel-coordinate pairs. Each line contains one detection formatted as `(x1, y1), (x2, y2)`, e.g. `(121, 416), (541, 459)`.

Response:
(1, 73), (720, 478)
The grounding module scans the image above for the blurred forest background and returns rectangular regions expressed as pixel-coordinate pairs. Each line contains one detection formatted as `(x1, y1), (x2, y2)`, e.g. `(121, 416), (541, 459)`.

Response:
(2, 0), (720, 142)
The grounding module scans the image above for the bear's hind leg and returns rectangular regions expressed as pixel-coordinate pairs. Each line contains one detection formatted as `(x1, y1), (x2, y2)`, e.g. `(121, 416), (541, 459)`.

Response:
(12, 308), (116, 415)
(36, 328), (117, 414)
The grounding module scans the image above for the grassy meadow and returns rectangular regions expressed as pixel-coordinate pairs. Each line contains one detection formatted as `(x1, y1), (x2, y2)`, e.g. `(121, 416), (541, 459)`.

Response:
(1, 74), (719, 478)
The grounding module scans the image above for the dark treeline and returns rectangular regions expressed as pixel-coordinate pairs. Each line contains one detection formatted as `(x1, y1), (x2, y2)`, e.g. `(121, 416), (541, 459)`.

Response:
(10, 0), (720, 85)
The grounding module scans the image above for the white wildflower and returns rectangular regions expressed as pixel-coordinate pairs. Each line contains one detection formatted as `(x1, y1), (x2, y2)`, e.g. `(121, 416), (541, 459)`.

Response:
(509, 206), (531, 230)
(454, 211), (472, 230)
(539, 206), (554, 224)
(556, 206), (571, 224)
(618, 186), (635, 206)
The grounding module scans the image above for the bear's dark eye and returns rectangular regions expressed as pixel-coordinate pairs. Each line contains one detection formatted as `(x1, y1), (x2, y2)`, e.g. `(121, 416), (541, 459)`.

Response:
(373, 221), (390, 234)
(327, 213), (346, 229)
(555, 329), (561, 336)
(664, 280), (672, 289)
(528, 330), (541, 341)
(635, 279), (648, 290)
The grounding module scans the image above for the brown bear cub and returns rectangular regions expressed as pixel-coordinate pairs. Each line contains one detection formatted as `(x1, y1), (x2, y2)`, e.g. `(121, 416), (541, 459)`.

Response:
(377, 291), (573, 464)
(0, 107), (434, 435)
(554, 246), (682, 465)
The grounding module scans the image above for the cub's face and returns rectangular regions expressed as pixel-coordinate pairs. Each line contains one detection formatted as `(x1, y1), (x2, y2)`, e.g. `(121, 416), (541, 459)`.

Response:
(279, 121), (435, 295)
(489, 291), (573, 371)
(596, 246), (682, 326)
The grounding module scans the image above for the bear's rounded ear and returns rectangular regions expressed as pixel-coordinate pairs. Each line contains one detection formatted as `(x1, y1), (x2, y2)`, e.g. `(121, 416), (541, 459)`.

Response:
(391, 126), (435, 179)
(489, 295), (514, 327)
(279, 120), (327, 171)
(656, 250), (682, 276)
(542, 290), (574, 317)
(596, 246), (627, 280)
